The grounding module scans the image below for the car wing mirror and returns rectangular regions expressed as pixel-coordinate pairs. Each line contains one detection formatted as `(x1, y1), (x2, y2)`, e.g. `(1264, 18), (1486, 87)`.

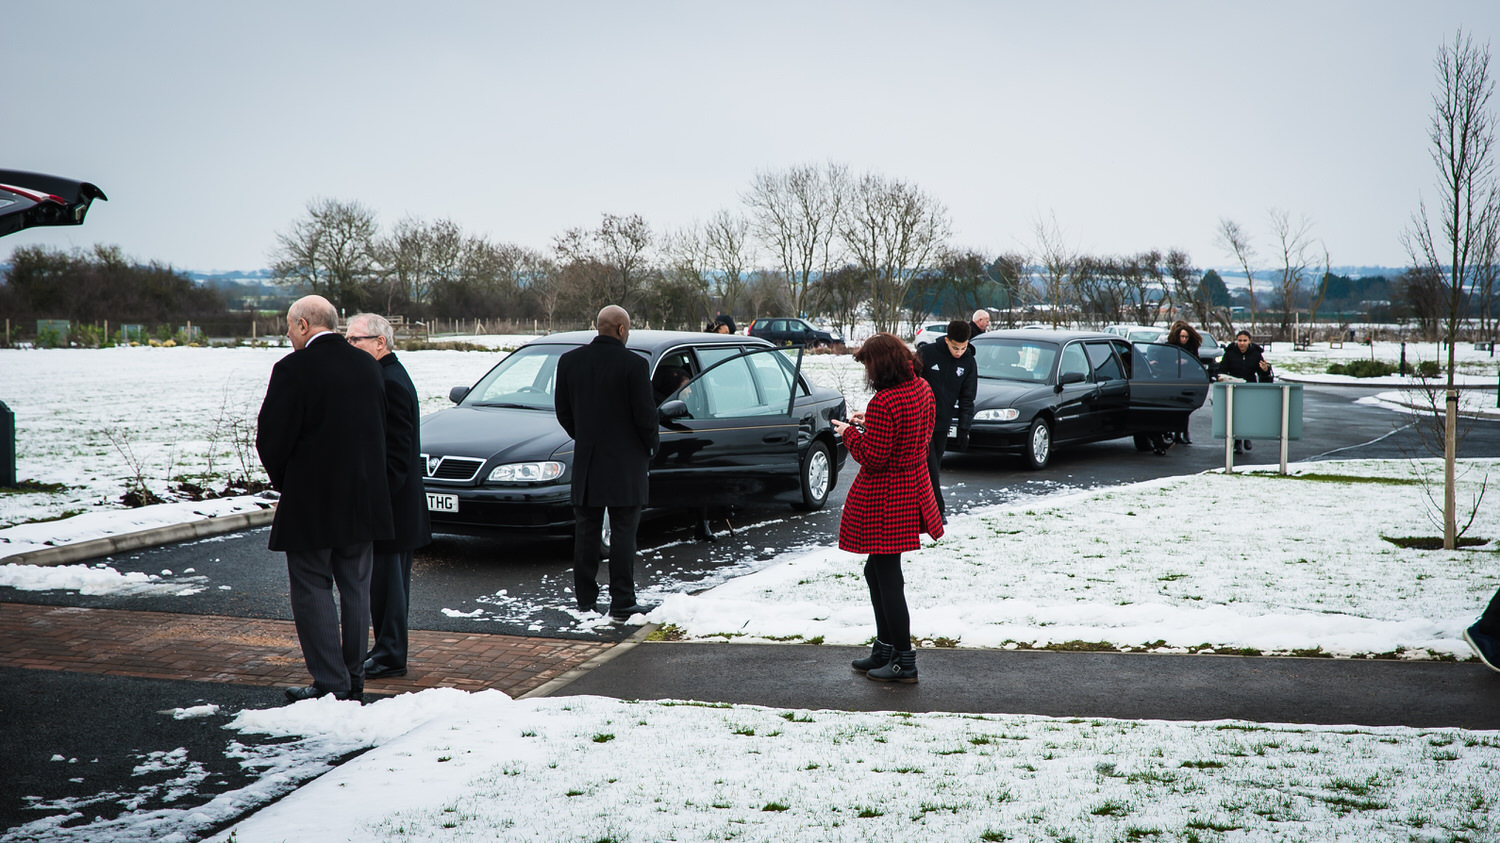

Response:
(659, 399), (689, 420)
(449, 385), (470, 404)
(1057, 371), (1086, 386)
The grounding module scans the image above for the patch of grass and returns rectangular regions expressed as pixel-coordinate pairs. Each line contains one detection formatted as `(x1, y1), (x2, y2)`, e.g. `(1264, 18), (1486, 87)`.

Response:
(1040, 639), (1119, 652)
(11, 508), (86, 525)
(0, 480), (68, 494)
(1180, 760), (1225, 769)
(591, 733), (614, 743)
(1288, 647), (1332, 658)
(645, 624), (685, 641)
(1382, 535), (1489, 550)
(1185, 818), (1241, 832)
(979, 830), (1009, 841)
(1277, 472), (1422, 486)
(1318, 794), (1388, 813)
(731, 725), (756, 736)
(779, 712), (814, 722)
(761, 802), (789, 812)
(1091, 800), (1129, 817)
(1123, 828), (1162, 841)
(855, 807), (883, 818)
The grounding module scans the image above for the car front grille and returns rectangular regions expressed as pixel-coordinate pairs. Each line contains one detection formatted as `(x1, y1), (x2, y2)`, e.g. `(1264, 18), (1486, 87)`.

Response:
(423, 455), (485, 482)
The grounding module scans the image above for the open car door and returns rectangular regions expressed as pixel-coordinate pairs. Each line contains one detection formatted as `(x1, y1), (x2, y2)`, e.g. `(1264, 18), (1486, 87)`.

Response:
(649, 346), (804, 509)
(1126, 342), (1210, 432)
(0, 170), (107, 238)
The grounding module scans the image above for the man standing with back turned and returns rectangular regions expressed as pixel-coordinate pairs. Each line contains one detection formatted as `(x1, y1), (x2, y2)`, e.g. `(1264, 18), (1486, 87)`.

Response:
(555, 305), (658, 623)
(345, 312), (431, 680)
(257, 295), (393, 702)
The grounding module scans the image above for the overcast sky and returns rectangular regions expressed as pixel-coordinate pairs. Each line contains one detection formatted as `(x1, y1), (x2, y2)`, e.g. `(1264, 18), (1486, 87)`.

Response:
(4, 1), (1498, 273)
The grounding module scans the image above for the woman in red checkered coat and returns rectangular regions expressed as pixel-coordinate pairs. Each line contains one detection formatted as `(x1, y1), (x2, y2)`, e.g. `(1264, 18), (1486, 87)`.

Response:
(830, 333), (944, 684)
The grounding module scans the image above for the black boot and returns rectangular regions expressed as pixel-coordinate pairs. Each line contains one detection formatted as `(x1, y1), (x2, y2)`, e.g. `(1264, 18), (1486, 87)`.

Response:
(867, 648), (918, 683)
(851, 640), (894, 673)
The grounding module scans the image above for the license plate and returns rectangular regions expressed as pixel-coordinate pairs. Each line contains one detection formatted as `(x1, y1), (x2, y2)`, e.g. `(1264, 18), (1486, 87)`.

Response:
(948, 424), (958, 438)
(426, 492), (458, 513)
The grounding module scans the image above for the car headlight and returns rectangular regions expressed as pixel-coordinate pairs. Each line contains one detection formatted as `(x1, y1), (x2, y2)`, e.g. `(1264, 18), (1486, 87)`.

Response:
(974, 408), (1019, 421)
(486, 461), (565, 483)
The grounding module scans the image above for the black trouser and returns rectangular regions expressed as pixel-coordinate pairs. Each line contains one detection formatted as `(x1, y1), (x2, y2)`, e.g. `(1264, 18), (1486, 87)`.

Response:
(285, 542), (371, 694)
(1479, 587), (1500, 634)
(368, 549), (413, 669)
(927, 423), (950, 516)
(573, 505), (642, 610)
(864, 553), (910, 651)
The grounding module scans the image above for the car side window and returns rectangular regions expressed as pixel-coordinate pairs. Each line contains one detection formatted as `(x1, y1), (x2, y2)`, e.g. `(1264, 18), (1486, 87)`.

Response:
(748, 351), (795, 413)
(696, 355), (771, 418)
(1059, 343), (1090, 382)
(1083, 342), (1124, 381)
(1132, 343), (1181, 380)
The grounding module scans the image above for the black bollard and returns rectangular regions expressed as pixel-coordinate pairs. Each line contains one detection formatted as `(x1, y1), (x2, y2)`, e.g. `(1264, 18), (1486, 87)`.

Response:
(1400, 342), (1407, 376)
(0, 400), (13, 488)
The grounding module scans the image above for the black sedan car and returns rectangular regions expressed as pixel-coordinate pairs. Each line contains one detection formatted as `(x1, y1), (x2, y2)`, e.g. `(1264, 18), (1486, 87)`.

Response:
(419, 330), (849, 537)
(959, 329), (1210, 469)
(747, 317), (843, 347)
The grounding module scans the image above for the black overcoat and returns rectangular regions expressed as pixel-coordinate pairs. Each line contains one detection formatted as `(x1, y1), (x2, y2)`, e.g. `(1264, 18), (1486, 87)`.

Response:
(1219, 341), (1274, 382)
(376, 352), (432, 552)
(256, 334), (395, 551)
(554, 334), (658, 507)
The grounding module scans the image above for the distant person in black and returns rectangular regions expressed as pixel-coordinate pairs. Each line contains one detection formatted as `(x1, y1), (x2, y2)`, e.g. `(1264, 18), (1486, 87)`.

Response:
(968, 309), (991, 340)
(917, 320), (977, 523)
(1218, 330), (1273, 454)
(555, 305), (659, 623)
(345, 312), (431, 681)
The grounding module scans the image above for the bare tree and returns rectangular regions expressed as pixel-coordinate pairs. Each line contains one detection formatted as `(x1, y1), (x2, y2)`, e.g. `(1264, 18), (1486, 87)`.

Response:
(1306, 246), (1334, 338)
(661, 222), (715, 326)
(375, 216), (464, 313)
(1032, 213), (1075, 328)
(1216, 217), (1258, 335)
(1164, 249), (1205, 327)
(1402, 28), (1500, 549)
(1267, 209), (1316, 340)
(839, 171), (951, 333)
(992, 252), (1033, 325)
(553, 213), (656, 314)
(704, 209), (754, 318)
(743, 162), (849, 316)
(268, 198), (380, 314)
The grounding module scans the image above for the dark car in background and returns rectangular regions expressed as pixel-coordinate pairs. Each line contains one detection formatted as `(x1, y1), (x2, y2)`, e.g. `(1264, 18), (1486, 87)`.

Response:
(747, 317), (842, 348)
(419, 330), (849, 539)
(960, 329), (1210, 469)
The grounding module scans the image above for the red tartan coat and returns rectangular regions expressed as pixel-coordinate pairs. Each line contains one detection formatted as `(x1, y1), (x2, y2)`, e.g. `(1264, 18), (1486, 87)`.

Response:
(837, 373), (945, 554)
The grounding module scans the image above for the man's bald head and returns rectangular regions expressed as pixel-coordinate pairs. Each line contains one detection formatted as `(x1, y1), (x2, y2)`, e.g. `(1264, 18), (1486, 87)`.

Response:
(290, 295), (339, 331)
(596, 305), (631, 340)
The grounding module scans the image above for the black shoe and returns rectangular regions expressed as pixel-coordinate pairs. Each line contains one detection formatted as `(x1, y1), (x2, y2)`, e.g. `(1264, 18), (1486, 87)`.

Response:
(1176, 432), (1192, 445)
(285, 684), (361, 703)
(866, 649), (918, 683)
(1465, 623), (1500, 673)
(363, 658), (408, 679)
(609, 603), (654, 624)
(1243, 440), (1252, 451)
(852, 640), (894, 673)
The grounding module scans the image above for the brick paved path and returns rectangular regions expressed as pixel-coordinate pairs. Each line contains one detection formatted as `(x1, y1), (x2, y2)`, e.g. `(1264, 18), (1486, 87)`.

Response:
(0, 603), (610, 698)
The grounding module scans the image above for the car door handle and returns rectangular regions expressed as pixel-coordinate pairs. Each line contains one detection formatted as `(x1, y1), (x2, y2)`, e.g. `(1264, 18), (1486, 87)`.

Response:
(763, 433), (792, 444)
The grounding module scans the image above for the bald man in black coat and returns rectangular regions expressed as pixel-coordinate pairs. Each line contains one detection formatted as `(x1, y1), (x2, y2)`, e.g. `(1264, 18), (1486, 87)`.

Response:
(257, 295), (393, 702)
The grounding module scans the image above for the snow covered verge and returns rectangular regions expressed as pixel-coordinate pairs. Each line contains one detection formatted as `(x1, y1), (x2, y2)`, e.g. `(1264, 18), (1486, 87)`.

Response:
(650, 458), (1500, 662)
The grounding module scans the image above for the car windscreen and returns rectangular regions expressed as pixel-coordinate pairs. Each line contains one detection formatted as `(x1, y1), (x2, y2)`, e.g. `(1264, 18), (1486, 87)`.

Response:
(459, 344), (572, 410)
(972, 340), (1059, 383)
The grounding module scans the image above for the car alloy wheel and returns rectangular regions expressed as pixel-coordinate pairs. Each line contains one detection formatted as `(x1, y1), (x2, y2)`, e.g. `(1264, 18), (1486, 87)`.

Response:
(795, 441), (832, 510)
(1025, 418), (1051, 470)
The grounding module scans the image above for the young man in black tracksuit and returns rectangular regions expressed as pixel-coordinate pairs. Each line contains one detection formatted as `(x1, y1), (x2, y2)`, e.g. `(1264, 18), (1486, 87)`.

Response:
(918, 320), (978, 523)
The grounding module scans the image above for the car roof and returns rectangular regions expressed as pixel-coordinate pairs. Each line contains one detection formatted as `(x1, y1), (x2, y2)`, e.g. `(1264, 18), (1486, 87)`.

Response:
(972, 328), (1122, 344)
(523, 329), (773, 355)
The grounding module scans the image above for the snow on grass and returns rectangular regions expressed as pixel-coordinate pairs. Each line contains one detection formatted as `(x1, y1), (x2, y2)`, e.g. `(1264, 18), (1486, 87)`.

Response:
(212, 693), (1500, 843)
(652, 458), (1500, 661)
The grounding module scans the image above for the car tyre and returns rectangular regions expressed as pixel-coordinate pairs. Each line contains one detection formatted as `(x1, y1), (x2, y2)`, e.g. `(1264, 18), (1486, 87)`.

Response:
(793, 440), (833, 511)
(1024, 418), (1051, 470)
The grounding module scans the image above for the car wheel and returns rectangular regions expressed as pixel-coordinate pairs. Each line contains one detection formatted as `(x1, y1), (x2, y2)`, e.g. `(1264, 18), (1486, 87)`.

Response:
(1024, 418), (1051, 470)
(1133, 433), (1154, 452)
(793, 440), (833, 510)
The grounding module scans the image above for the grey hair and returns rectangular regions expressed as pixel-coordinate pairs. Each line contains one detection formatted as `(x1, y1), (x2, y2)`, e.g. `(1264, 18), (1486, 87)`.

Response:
(349, 312), (395, 347)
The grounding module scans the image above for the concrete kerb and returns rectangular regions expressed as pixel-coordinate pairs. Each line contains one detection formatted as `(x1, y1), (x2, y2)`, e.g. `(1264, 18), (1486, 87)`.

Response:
(517, 622), (661, 700)
(3, 507), (276, 567)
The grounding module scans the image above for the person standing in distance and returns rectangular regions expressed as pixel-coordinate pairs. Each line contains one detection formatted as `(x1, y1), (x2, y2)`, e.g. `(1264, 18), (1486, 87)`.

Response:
(257, 295), (393, 703)
(917, 319), (977, 523)
(555, 305), (659, 623)
(345, 313), (431, 680)
(1218, 330), (1274, 454)
(968, 309), (991, 339)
